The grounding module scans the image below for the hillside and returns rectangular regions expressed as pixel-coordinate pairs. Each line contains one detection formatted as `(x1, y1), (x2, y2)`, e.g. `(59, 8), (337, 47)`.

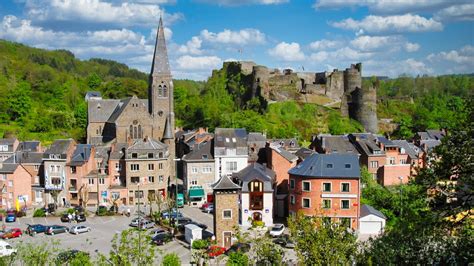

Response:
(0, 39), (472, 144)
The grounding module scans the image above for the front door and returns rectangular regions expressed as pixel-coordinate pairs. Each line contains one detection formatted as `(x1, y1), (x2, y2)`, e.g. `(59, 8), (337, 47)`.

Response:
(223, 232), (232, 249)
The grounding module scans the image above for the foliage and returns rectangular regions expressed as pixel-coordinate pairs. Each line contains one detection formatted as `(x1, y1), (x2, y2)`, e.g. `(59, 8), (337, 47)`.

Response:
(226, 252), (249, 266)
(251, 220), (265, 228)
(288, 211), (358, 265)
(191, 239), (209, 250)
(251, 234), (284, 265)
(15, 240), (61, 266)
(33, 208), (46, 217)
(162, 253), (181, 266)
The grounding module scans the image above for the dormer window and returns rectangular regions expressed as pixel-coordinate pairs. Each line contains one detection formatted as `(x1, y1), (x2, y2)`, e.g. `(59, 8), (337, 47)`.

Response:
(131, 153), (138, 159)
(225, 138), (230, 143)
(202, 154), (208, 159)
(326, 163), (333, 168)
(345, 164), (351, 169)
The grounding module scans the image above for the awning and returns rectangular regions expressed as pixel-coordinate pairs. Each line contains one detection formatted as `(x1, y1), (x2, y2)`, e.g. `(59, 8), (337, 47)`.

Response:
(188, 188), (205, 198)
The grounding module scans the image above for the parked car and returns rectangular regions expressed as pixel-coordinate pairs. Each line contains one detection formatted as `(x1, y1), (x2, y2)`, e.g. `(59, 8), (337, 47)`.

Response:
(61, 214), (70, 223)
(1, 229), (22, 239)
(200, 202), (211, 210)
(273, 235), (295, 249)
(0, 240), (16, 257)
(176, 217), (192, 230)
(56, 250), (89, 264)
(225, 243), (251, 255)
(203, 204), (214, 214)
(152, 232), (172, 245)
(207, 246), (226, 258)
(138, 220), (156, 230)
(161, 210), (183, 219)
(269, 224), (285, 237)
(129, 217), (147, 227)
(46, 225), (69, 235)
(150, 228), (166, 238)
(70, 225), (91, 235)
(26, 224), (47, 236)
(75, 213), (86, 222)
(5, 213), (16, 223)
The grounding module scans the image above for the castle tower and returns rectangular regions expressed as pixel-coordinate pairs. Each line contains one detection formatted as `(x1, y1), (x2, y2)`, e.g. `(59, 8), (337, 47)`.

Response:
(212, 175), (241, 249)
(149, 16), (175, 172)
(350, 85), (378, 133)
(341, 63), (362, 117)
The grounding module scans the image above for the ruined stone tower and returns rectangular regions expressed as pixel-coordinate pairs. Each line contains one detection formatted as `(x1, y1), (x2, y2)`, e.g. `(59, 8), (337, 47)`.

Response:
(341, 63), (362, 117)
(350, 85), (378, 133)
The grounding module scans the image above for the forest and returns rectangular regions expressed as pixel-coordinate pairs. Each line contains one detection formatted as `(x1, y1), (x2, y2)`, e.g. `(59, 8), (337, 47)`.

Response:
(0, 39), (472, 144)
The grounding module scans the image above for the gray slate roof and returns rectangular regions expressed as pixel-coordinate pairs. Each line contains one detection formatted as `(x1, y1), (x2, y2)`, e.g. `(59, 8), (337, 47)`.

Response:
(183, 141), (214, 161)
(17, 141), (40, 152)
(110, 143), (128, 160)
(360, 204), (386, 219)
(88, 99), (120, 123)
(212, 174), (241, 191)
(69, 144), (93, 166)
(128, 137), (167, 151)
(272, 146), (298, 162)
(288, 153), (360, 178)
(214, 128), (248, 148)
(0, 138), (17, 152)
(151, 17), (171, 75)
(16, 152), (43, 164)
(295, 148), (315, 160)
(0, 163), (18, 174)
(317, 135), (358, 153)
(349, 133), (383, 156)
(45, 139), (74, 155)
(233, 163), (275, 192)
(248, 132), (266, 142)
(392, 140), (420, 159)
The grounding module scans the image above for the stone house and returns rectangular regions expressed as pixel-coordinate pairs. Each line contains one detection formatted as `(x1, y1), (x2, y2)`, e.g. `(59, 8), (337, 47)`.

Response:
(43, 139), (76, 206)
(182, 141), (214, 206)
(233, 163), (275, 227)
(125, 137), (169, 205)
(0, 138), (19, 162)
(266, 143), (298, 218)
(288, 153), (361, 230)
(0, 157), (32, 209)
(212, 174), (241, 249)
(214, 128), (249, 182)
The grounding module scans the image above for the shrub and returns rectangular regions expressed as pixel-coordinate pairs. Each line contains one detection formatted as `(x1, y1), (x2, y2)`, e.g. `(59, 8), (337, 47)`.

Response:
(227, 252), (249, 266)
(192, 239), (209, 250)
(33, 208), (46, 217)
(162, 253), (181, 266)
(252, 220), (265, 228)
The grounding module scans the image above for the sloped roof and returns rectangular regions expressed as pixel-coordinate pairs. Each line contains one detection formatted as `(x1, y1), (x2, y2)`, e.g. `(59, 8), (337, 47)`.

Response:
(88, 99), (120, 123)
(360, 204), (386, 219)
(69, 144), (93, 166)
(295, 147), (315, 160)
(45, 139), (74, 155)
(183, 141), (214, 161)
(128, 137), (167, 151)
(392, 140), (419, 159)
(0, 163), (18, 174)
(288, 153), (360, 178)
(248, 132), (266, 142)
(233, 163), (275, 192)
(106, 98), (132, 123)
(212, 174), (241, 191)
(319, 135), (358, 153)
(110, 143), (128, 160)
(17, 141), (40, 152)
(214, 128), (248, 148)
(272, 146), (298, 162)
(17, 152), (43, 164)
(426, 130), (445, 140)
(349, 133), (383, 156)
(163, 116), (173, 140)
(150, 16), (171, 75)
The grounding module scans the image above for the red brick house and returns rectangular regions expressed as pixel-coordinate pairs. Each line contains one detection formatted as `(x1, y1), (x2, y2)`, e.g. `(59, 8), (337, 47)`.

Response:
(288, 153), (361, 230)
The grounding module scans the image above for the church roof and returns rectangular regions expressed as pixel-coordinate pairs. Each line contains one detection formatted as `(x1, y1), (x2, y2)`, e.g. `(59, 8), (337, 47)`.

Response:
(88, 99), (121, 123)
(163, 115), (173, 140)
(128, 137), (168, 151)
(151, 16), (170, 75)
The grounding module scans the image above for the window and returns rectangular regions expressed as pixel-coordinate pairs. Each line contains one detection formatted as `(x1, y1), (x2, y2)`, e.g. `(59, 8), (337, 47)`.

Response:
(148, 164), (154, 171)
(88, 178), (94, 185)
(302, 198), (310, 208)
(1, 174), (6, 181)
(56, 165), (60, 172)
(8, 181), (13, 187)
(159, 175), (164, 182)
(115, 163), (121, 171)
(70, 166), (76, 174)
(341, 183), (350, 192)
(400, 159), (407, 164)
(289, 179), (295, 189)
(148, 153), (154, 159)
(322, 183), (331, 192)
(302, 181), (311, 192)
(0, 145), (7, 151)
(159, 152), (164, 158)
(341, 200), (350, 209)
(52, 178), (61, 185)
(34, 176), (39, 184)
(34, 165), (39, 171)
(202, 165), (212, 173)
(202, 154), (208, 159)
(8, 192), (13, 199)
(191, 167), (198, 174)
(111, 192), (120, 200)
(323, 199), (331, 209)
(131, 164), (139, 171)
(370, 161), (378, 168)
(49, 165), (55, 172)
(99, 178), (105, 185)
(345, 164), (351, 169)
(134, 190), (143, 199)
(226, 161), (237, 172)
(148, 176), (155, 183)
(223, 209), (232, 219)
(389, 157), (396, 165)
(131, 176), (140, 183)
(290, 195), (295, 205)
(132, 153), (138, 159)
(326, 163), (333, 168)
(191, 180), (198, 185)
(158, 163), (163, 170)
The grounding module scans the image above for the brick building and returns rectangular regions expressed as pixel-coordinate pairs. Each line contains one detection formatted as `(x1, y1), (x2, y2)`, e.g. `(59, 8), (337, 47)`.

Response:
(288, 153), (360, 230)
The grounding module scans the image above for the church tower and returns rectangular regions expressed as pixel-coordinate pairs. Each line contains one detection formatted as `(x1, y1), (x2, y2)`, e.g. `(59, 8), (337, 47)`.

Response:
(149, 16), (175, 174)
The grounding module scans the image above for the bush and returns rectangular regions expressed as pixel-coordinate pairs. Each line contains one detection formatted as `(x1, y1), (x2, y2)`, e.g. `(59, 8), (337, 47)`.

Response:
(162, 253), (181, 266)
(33, 208), (46, 217)
(227, 252), (249, 266)
(252, 220), (265, 228)
(192, 239), (209, 250)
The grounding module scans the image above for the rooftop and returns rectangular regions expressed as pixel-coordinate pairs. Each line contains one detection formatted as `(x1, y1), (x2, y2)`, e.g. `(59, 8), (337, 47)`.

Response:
(289, 153), (360, 179)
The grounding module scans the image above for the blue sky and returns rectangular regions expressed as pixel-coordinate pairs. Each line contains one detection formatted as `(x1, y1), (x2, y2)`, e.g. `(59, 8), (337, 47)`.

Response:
(0, 0), (473, 80)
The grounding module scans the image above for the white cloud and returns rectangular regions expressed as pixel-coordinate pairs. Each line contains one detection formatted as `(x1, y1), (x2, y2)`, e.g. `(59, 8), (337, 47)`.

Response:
(195, 0), (288, 6)
(200, 28), (266, 45)
(435, 4), (474, 21)
(177, 36), (203, 55)
(404, 42), (420, 52)
(309, 51), (329, 62)
(427, 45), (474, 64)
(24, 0), (183, 27)
(309, 39), (342, 50)
(268, 42), (305, 61)
(350, 35), (419, 52)
(175, 55), (222, 70)
(331, 14), (443, 34)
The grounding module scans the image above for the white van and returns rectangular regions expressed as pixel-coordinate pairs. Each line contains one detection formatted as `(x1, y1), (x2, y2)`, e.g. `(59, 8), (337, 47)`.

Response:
(0, 240), (16, 257)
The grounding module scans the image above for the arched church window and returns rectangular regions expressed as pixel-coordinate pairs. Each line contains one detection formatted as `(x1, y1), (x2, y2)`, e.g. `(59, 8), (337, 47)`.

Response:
(138, 125), (142, 139)
(133, 127), (138, 139)
(163, 85), (168, 97)
(129, 125), (133, 138)
(158, 85), (163, 97)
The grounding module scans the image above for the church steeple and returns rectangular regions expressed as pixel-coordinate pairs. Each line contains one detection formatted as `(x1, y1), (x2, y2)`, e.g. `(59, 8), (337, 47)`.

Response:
(150, 16), (171, 76)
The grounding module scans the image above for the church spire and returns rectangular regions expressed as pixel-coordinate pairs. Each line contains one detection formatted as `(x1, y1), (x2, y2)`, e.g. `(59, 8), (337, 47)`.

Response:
(150, 16), (170, 75)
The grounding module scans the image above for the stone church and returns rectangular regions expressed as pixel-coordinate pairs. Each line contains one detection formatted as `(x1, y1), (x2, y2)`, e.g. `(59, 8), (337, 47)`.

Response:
(86, 17), (175, 197)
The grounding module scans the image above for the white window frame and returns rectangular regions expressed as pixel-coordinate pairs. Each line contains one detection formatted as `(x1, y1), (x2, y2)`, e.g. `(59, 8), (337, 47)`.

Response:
(202, 165), (212, 173)
(370, 161), (378, 168)
(191, 167), (199, 174)
(88, 178), (94, 185)
(148, 163), (154, 171)
(289, 179), (295, 189)
(322, 182), (332, 192)
(99, 178), (105, 185)
(191, 180), (198, 185)
(341, 182), (350, 192)
(148, 176), (154, 183)
(322, 199), (331, 209)
(302, 181), (311, 192)
(8, 181), (13, 187)
(341, 199), (350, 210)
(388, 157), (396, 165)
(226, 161), (237, 172)
(223, 209), (232, 219)
(290, 195), (295, 205)
(131, 164), (139, 172)
(302, 197), (311, 209)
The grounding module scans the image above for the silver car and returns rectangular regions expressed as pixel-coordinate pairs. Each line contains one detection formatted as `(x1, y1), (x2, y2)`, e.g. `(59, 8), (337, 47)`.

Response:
(139, 220), (156, 229)
(70, 225), (91, 235)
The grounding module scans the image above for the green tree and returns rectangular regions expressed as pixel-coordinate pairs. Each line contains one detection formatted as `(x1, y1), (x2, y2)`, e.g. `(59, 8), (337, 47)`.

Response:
(162, 253), (181, 266)
(252, 234), (283, 265)
(288, 211), (358, 265)
(7, 81), (32, 122)
(101, 229), (157, 265)
(226, 252), (249, 266)
(87, 73), (102, 89)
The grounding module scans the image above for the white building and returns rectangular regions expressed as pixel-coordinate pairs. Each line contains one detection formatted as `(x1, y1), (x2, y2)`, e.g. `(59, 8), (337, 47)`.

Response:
(233, 163), (275, 227)
(359, 204), (386, 235)
(214, 128), (249, 182)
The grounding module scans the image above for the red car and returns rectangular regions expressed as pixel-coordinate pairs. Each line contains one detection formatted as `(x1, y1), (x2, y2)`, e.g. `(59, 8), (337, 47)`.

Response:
(2, 228), (22, 239)
(207, 246), (226, 258)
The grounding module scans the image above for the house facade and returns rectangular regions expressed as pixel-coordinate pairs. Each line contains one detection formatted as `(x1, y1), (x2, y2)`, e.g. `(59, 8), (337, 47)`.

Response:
(0, 159), (32, 209)
(214, 128), (249, 182)
(288, 153), (361, 230)
(0, 138), (19, 162)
